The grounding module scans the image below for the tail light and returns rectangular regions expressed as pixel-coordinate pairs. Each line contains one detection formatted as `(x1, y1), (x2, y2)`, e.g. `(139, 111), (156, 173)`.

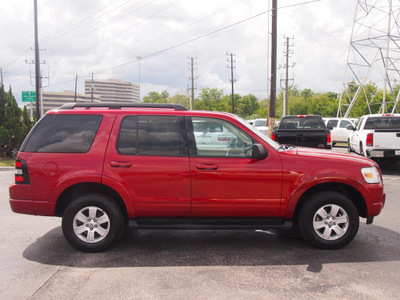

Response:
(15, 159), (30, 184)
(271, 133), (276, 141)
(366, 133), (373, 147)
(327, 132), (332, 145)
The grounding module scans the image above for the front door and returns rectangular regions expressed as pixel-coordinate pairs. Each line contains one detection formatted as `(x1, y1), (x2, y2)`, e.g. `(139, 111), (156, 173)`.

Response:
(187, 116), (283, 217)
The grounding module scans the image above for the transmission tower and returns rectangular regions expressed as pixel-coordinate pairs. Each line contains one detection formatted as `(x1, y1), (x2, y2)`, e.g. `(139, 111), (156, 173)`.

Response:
(338, 0), (400, 117)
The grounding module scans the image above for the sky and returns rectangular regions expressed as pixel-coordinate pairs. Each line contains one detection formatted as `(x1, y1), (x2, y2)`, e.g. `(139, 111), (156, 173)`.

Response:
(0, 0), (357, 104)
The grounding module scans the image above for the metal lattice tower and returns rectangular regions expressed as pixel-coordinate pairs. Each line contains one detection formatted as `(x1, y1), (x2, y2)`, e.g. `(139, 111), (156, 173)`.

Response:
(338, 0), (400, 117)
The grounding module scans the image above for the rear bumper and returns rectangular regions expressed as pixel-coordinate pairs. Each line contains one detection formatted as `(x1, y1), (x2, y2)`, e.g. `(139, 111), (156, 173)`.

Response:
(366, 149), (400, 159)
(9, 184), (55, 216)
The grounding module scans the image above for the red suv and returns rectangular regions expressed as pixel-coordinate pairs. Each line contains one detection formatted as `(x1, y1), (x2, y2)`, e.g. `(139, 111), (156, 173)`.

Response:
(9, 103), (385, 252)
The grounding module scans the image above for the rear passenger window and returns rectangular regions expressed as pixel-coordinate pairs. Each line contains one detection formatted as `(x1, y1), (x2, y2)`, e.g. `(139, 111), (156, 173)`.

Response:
(22, 115), (102, 153)
(117, 116), (186, 156)
(327, 120), (338, 127)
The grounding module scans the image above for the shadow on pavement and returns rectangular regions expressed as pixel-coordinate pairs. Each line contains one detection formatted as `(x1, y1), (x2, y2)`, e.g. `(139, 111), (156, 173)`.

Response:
(378, 160), (400, 176)
(23, 223), (400, 272)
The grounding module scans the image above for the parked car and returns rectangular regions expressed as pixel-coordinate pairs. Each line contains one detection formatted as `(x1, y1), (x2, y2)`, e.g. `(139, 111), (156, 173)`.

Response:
(324, 118), (358, 145)
(248, 118), (269, 135)
(10, 103), (385, 252)
(348, 113), (400, 161)
(193, 118), (237, 154)
(271, 115), (332, 149)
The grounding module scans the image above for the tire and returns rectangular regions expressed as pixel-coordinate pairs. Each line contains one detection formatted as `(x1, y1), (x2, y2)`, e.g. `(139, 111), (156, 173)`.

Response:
(62, 193), (124, 252)
(347, 139), (353, 153)
(360, 143), (365, 157)
(299, 191), (359, 249)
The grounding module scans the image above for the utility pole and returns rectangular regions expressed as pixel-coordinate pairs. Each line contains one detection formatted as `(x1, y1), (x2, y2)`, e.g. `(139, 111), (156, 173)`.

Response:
(279, 36), (295, 117)
(0, 68), (4, 88)
(26, 53), (47, 118)
(227, 52), (236, 114)
(137, 56), (141, 101)
(34, 0), (41, 121)
(74, 74), (78, 102)
(188, 57), (198, 110)
(269, 0), (277, 136)
(91, 73), (94, 102)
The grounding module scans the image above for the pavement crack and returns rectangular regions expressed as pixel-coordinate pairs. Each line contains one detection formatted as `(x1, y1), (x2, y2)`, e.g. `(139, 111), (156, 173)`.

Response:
(30, 267), (63, 298)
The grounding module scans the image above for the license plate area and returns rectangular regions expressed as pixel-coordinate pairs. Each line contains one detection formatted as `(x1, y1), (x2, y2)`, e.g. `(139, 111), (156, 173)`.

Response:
(370, 150), (384, 157)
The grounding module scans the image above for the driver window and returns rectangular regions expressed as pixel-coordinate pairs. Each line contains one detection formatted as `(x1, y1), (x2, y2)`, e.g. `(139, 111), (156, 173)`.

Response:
(192, 117), (254, 158)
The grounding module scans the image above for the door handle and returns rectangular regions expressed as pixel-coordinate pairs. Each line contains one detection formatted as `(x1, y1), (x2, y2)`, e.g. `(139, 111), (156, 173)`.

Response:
(196, 163), (218, 170)
(110, 161), (132, 168)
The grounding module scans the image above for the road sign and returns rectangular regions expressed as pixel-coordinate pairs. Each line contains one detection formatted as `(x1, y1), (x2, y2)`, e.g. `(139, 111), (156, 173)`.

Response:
(22, 91), (36, 102)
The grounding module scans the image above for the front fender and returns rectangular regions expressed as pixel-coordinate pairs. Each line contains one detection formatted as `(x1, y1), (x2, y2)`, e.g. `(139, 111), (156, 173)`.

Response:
(284, 174), (367, 219)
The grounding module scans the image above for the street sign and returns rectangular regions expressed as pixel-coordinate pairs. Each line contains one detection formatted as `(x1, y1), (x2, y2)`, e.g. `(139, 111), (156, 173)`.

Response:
(22, 91), (36, 102)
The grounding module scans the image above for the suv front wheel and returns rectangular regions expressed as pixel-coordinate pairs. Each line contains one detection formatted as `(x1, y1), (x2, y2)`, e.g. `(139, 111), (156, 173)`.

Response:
(299, 191), (359, 249)
(62, 194), (124, 252)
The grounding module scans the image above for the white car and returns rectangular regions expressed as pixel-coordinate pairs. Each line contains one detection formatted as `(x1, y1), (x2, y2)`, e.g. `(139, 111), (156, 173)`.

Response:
(348, 113), (400, 160)
(248, 118), (269, 135)
(324, 118), (358, 144)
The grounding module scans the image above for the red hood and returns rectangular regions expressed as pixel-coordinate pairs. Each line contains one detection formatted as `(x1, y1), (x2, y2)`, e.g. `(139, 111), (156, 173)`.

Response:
(280, 146), (377, 167)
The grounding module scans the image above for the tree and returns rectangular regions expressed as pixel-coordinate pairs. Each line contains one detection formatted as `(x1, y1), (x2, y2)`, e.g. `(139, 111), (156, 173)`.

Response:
(168, 94), (190, 108)
(143, 91), (169, 103)
(236, 94), (260, 118)
(0, 86), (33, 157)
(194, 88), (225, 111)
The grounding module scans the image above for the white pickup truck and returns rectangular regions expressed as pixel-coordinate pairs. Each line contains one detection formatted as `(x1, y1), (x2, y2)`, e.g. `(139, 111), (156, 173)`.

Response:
(348, 114), (400, 160)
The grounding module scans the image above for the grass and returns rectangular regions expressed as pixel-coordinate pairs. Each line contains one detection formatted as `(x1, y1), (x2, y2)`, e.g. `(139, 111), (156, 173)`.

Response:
(0, 158), (15, 167)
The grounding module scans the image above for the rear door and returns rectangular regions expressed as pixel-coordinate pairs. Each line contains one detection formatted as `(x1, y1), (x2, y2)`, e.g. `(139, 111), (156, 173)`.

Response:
(187, 116), (283, 217)
(103, 113), (191, 217)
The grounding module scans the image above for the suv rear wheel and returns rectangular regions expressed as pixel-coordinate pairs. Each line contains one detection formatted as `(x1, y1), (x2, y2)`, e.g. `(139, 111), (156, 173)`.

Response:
(299, 192), (359, 249)
(62, 194), (124, 252)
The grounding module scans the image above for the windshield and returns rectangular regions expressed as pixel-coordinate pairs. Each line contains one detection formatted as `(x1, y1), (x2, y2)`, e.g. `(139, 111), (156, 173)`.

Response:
(235, 116), (280, 150)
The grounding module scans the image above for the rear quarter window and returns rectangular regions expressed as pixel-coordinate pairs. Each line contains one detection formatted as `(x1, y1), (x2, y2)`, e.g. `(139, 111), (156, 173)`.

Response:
(22, 115), (102, 153)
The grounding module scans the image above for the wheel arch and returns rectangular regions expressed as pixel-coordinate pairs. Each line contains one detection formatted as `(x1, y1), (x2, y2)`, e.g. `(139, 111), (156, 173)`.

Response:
(55, 183), (128, 220)
(293, 182), (367, 222)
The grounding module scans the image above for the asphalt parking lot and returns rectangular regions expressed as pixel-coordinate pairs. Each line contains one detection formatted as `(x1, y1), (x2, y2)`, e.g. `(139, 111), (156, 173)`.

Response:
(1, 149), (399, 299)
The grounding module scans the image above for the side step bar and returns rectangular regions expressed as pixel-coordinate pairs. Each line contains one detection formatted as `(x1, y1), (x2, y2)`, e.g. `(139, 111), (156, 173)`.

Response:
(128, 217), (293, 230)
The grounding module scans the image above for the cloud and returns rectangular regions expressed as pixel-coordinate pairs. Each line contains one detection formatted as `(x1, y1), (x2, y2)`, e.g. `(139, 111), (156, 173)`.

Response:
(1, 0), (358, 105)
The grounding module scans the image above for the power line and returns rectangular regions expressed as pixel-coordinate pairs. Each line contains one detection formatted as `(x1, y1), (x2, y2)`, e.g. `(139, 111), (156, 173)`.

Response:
(49, 0), (322, 87)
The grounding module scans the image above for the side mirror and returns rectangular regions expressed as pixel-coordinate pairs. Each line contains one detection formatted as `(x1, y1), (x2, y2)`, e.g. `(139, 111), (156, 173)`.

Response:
(327, 125), (333, 130)
(252, 144), (268, 160)
(347, 125), (355, 131)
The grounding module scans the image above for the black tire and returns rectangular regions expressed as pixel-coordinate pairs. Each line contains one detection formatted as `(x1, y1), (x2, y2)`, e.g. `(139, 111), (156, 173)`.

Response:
(347, 139), (353, 153)
(62, 193), (124, 252)
(360, 143), (365, 157)
(299, 191), (359, 249)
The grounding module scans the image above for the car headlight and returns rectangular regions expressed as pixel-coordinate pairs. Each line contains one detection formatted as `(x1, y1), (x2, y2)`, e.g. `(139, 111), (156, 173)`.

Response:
(361, 167), (381, 184)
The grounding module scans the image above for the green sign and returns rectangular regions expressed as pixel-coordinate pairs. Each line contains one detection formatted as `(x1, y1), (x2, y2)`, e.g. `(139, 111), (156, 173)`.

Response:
(22, 91), (36, 102)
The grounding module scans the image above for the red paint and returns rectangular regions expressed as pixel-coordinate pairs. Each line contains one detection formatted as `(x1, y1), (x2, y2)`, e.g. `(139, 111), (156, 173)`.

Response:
(9, 107), (385, 223)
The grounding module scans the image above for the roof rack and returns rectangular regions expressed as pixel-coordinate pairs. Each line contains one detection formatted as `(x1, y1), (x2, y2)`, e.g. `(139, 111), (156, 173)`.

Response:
(59, 102), (189, 111)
